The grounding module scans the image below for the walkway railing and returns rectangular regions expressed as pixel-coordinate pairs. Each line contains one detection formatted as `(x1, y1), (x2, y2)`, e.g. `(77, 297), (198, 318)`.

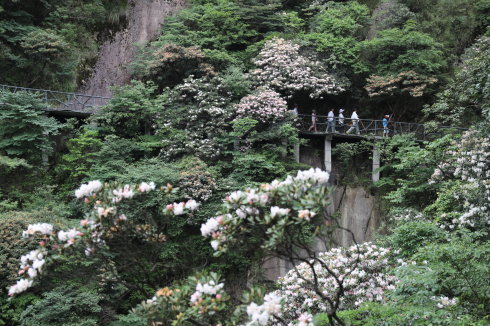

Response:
(296, 114), (466, 140)
(0, 84), (111, 113)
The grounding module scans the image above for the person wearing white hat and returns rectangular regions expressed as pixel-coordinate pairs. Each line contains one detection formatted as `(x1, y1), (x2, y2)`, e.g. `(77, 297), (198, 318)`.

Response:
(338, 109), (345, 131)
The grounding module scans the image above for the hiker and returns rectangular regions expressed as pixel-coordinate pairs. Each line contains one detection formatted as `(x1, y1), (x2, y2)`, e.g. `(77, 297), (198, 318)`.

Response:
(338, 109), (345, 126)
(383, 115), (390, 137)
(308, 110), (317, 132)
(326, 108), (336, 133)
(292, 103), (299, 116)
(346, 109), (360, 135)
(338, 108), (345, 132)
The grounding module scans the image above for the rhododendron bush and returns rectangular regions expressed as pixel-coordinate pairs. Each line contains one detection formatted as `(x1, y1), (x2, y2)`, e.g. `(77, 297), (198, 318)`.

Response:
(251, 38), (347, 99)
(430, 130), (490, 229)
(156, 75), (237, 160)
(235, 88), (288, 123)
(8, 181), (199, 296)
(272, 243), (398, 323)
(201, 168), (331, 255)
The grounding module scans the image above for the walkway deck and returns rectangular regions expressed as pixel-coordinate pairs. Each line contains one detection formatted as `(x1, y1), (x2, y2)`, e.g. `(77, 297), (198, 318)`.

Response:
(1, 84), (111, 116)
(296, 114), (465, 141)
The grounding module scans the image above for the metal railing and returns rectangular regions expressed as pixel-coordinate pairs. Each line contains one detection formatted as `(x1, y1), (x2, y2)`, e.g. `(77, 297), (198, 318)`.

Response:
(0, 84), (111, 113)
(296, 114), (465, 140)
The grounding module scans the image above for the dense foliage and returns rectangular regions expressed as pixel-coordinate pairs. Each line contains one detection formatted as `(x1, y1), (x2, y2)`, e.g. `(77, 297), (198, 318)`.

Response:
(1, 0), (489, 325)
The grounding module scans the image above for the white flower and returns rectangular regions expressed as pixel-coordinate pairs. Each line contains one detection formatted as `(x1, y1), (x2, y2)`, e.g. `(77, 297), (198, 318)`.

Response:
(22, 223), (53, 237)
(211, 240), (219, 250)
(27, 268), (37, 278)
(298, 312), (314, 326)
(58, 229), (79, 242)
(185, 199), (199, 210)
(173, 202), (185, 215)
(270, 206), (290, 217)
(190, 291), (201, 303)
(262, 293), (282, 314)
(201, 218), (219, 237)
(8, 279), (33, 296)
(75, 180), (102, 198)
(32, 259), (45, 271)
(113, 185), (134, 200)
(138, 181), (156, 192)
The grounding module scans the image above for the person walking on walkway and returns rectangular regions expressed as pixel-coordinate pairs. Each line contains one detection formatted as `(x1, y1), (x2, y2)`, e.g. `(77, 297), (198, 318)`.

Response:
(338, 108), (345, 132)
(383, 115), (390, 137)
(338, 109), (345, 126)
(308, 110), (318, 132)
(292, 103), (299, 116)
(346, 109), (360, 135)
(326, 108), (336, 133)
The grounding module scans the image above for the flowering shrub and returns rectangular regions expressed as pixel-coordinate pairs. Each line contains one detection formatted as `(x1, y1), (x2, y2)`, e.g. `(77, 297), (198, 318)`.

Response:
(8, 180), (199, 296)
(430, 130), (490, 229)
(251, 38), (346, 99)
(235, 88), (288, 123)
(271, 243), (398, 323)
(156, 75), (237, 160)
(201, 168), (331, 254)
(245, 293), (282, 325)
(178, 157), (217, 202)
(365, 71), (437, 98)
(134, 272), (232, 325)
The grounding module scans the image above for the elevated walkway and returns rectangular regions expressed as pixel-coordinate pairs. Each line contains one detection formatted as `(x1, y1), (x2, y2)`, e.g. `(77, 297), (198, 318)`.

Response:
(0, 84), (111, 117)
(294, 114), (466, 182)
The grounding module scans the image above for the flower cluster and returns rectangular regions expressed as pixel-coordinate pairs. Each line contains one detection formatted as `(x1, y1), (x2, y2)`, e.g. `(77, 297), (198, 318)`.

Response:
(365, 71), (437, 98)
(271, 243), (398, 321)
(22, 223), (53, 237)
(245, 293), (282, 325)
(179, 161), (217, 201)
(157, 75), (236, 160)
(430, 130), (490, 229)
(431, 296), (457, 309)
(75, 180), (102, 199)
(8, 181), (199, 296)
(235, 88), (288, 123)
(190, 280), (224, 304)
(251, 38), (346, 99)
(200, 168), (330, 253)
(136, 272), (230, 325)
(297, 313), (314, 326)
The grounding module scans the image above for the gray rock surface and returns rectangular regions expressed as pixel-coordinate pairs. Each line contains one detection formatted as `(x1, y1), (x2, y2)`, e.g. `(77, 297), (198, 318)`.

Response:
(262, 186), (384, 280)
(80, 0), (186, 97)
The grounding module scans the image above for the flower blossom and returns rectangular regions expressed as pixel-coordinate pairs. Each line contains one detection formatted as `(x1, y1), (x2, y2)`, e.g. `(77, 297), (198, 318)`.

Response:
(22, 223), (53, 237)
(138, 181), (156, 192)
(75, 180), (102, 198)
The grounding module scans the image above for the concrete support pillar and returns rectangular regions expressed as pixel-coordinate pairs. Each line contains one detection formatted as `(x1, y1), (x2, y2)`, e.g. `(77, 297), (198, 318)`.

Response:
(281, 138), (287, 159)
(324, 136), (332, 172)
(372, 144), (381, 182)
(294, 143), (300, 163)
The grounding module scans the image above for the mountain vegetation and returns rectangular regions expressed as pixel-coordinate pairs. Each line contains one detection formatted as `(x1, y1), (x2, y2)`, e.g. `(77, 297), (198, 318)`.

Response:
(0, 0), (489, 325)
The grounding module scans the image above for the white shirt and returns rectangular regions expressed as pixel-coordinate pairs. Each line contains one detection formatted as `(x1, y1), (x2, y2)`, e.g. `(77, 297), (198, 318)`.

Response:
(327, 111), (334, 122)
(351, 111), (359, 120)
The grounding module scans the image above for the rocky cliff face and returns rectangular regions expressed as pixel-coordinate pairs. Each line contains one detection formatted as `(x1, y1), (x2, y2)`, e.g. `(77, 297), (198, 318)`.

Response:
(262, 186), (384, 279)
(80, 0), (186, 97)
